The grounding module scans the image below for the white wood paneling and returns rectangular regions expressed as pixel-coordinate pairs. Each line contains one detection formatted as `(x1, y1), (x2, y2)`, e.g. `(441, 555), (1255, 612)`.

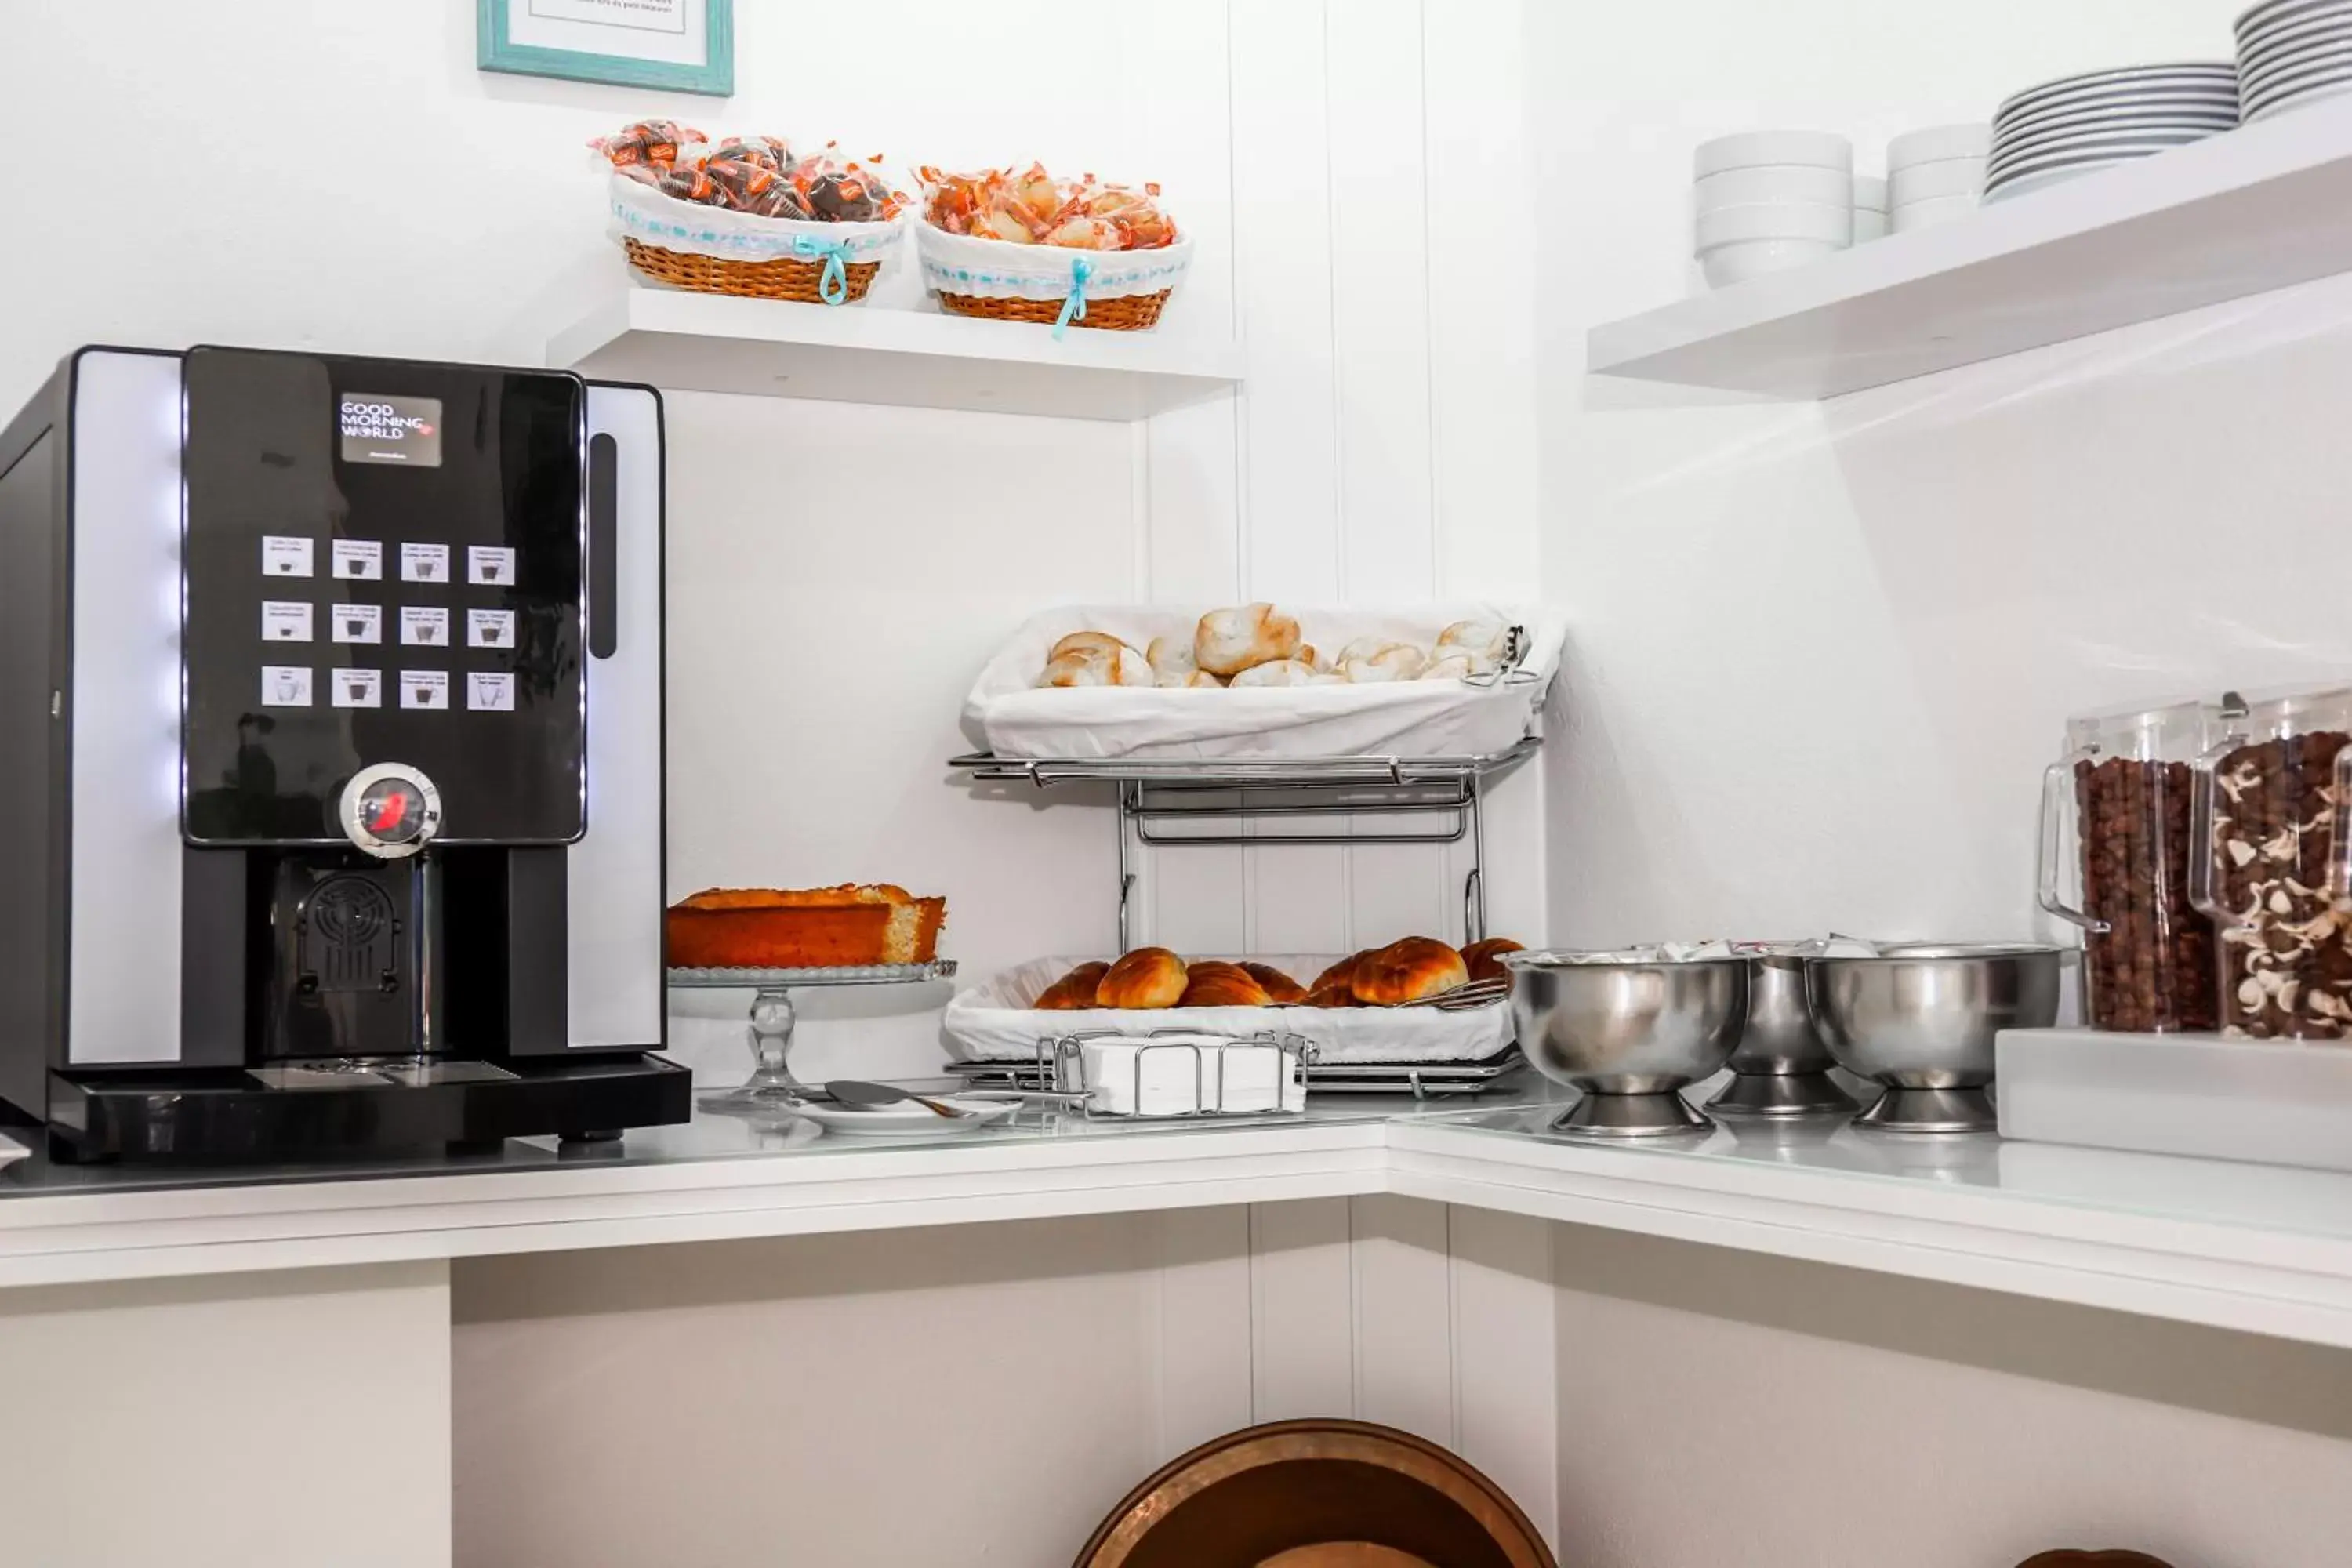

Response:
(1351, 1193), (1456, 1442)
(1453, 1205), (1561, 1552)
(1250, 1197), (1358, 1420)
(1154, 1204), (1257, 1457)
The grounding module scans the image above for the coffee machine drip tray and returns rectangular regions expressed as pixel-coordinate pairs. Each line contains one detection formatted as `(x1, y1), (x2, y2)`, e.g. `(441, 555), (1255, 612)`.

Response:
(249, 1058), (521, 1091)
(46, 1055), (691, 1162)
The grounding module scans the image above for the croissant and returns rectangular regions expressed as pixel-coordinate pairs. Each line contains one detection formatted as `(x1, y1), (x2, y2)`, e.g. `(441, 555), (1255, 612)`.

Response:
(1352, 937), (1468, 1005)
(1194, 603), (1302, 677)
(1096, 947), (1189, 1008)
(1035, 961), (1111, 1010)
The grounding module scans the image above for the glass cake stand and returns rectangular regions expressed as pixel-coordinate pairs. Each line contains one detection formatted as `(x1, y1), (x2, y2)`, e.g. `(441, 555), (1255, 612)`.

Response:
(668, 960), (960, 1116)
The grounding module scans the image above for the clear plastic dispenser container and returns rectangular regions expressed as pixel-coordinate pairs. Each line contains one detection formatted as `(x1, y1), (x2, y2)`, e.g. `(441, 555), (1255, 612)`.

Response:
(2190, 686), (2352, 1041)
(2038, 698), (2222, 1033)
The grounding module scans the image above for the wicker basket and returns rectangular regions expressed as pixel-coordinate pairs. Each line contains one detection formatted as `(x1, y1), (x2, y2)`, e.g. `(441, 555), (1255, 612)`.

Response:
(623, 237), (882, 303)
(937, 288), (1171, 332)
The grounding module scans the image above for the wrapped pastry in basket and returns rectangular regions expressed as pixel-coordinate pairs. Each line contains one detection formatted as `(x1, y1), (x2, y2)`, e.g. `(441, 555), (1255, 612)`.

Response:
(913, 162), (1192, 333)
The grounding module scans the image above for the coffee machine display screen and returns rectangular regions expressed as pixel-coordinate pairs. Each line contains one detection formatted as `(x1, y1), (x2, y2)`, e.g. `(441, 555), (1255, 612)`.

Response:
(179, 348), (588, 847)
(339, 394), (442, 466)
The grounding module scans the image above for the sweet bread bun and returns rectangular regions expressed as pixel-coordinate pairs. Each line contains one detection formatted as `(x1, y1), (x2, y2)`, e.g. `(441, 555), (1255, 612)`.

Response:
(1230, 659), (1337, 688)
(1240, 962), (1307, 1004)
(1037, 646), (1152, 688)
(1304, 977), (1362, 1008)
(1145, 633), (1198, 680)
(1352, 937), (1469, 1005)
(1313, 953), (1374, 993)
(1459, 938), (1525, 983)
(1195, 604), (1303, 677)
(1051, 630), (1134, 664)
(1035, 961), (1110, 1011)
(1338, 642), (1428, 683)
(1179, 964), (1273, 1007)
(1096, 947), (1189, 1008)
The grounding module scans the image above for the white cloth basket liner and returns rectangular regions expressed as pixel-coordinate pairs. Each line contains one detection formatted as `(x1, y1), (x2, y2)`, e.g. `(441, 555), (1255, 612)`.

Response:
(608, 172), (907, 266)
(944, 955), (1516, 1065)
(915, 223), (1195, 303)
(960, 603), (1566, 760)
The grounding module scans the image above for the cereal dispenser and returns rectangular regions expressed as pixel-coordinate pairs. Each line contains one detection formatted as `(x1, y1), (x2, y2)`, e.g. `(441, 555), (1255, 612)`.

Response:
(2189, 686), (2352, 1040)
(2037, 699), (2223, 1033)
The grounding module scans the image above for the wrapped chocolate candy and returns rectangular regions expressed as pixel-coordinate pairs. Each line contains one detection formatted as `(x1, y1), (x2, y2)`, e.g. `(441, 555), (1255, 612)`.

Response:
(595, 119), (702, 169)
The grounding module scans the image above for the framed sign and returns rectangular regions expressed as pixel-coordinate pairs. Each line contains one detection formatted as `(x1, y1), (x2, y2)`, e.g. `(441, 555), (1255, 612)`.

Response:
(477, 0), (734, 96)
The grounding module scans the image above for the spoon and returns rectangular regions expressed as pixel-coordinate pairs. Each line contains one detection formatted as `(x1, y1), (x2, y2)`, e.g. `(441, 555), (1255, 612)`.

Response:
(824, 1080), (973, 1119)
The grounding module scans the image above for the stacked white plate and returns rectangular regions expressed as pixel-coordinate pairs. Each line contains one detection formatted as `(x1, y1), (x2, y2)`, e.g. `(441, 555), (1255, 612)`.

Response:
(1984, 62), (2240, 204)
(2238, 0), (2352, 122)
(1886, 122), (1989, 233)
(1691, 131), (1853, 289)
(1853, 175), (1888, 241)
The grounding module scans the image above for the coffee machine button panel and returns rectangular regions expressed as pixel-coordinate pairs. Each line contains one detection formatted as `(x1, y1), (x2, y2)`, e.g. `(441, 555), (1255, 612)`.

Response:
(332, 539), (384, 580)
(261, 666), (314, 707)
(467, 608), (516, 649)
(260, 601), (313, 643)
(261, 536), (314, 578)
(333, 604), (383, 644)
(399, 605), (451, 647)
(400, 670), (450, 710)
(468, 545), (517, 586)
(399, 542), (450, 583)
(467, 671), (517, 712)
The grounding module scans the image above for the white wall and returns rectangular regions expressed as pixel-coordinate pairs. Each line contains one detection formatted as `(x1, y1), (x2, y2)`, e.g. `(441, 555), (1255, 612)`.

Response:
(1533, 0), (2352, 947)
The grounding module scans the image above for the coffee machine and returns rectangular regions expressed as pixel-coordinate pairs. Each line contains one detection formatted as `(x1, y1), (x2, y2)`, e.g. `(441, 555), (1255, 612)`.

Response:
(0, 346), (690, 1158)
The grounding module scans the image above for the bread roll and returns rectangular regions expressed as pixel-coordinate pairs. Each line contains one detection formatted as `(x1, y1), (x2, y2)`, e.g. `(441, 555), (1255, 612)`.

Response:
(1420, 652), (1475, 681)
(1051, 630), (1134, 664)
(1304, 977), (1362, 1008)
(1230, 659), (1336, 688)
(1037, 646), (1152, 688)
(1240, 962), (1307, 1004)
(1195, 603), (1302, 677)
(1436, 619), (1511, 674)
(1096, 947), (1189, 1008)
(1035, 961), (1111, 1010)
(1459, 938), (1525, 983)
(1179, 964), (1273, 1007)
(1352, 937), (1469, 1005)
(1145, 634), (1198, 680)
(1312, 953), (1373, 993)
(1338, 642), (1428, 683)
(1158, 670), (1224, 688)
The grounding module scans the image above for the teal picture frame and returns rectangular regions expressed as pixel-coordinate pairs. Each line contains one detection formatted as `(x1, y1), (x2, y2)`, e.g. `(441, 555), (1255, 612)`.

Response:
(478, 0), (734, 96)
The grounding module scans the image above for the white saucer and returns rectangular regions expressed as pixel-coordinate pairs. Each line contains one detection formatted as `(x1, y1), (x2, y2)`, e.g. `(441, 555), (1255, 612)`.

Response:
(786, 1097), (1018, 1137)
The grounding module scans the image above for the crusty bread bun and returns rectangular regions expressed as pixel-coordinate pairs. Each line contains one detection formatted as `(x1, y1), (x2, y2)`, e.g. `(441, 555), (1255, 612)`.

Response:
(1037, 646), (1152, 688)
(1459, 938), (1525, 984)
(1035, 961), (1111, 1011)
(1145, 633), (1198, 680)
(1304, 977), (1362, 1008)
(1051, 630), (1134, 664)
(1158, 670), (1224, 688)
(1240, 962), (1307, 1004)
(1230, 659), (1335, 688)
(1312, 952), (1374, 993)
(1338, 642), (1428, 683)
(1096, 947), (1189, 1009)
(1352, 937), (1469, 1005)
(1179, 964), (1273, 1007)
(1421, 652), (1475, 681)
(1436, 619), (1510, 675)
(1195, 603), (1303, 677)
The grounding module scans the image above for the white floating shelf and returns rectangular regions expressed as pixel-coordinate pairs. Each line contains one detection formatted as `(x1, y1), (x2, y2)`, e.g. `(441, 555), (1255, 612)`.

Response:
(548, 288), (1242, 420)
(1588, 94), (2352, 399)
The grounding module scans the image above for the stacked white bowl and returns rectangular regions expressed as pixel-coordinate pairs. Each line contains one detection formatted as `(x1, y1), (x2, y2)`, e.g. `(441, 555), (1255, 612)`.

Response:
(1854, 176), (1889, 241)
(1693, 132), (1853, 288)
(2238, 0), (2352, 122)
(1886, 123), (1990, 233)
(1984, 63), (2239, 204)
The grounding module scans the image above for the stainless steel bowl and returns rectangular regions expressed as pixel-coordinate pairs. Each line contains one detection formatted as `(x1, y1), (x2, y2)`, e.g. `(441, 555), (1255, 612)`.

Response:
(1805, 943), (2063, 1133)
(1707, 950), (1861, 1120)
(1501, 952), (1750, 1138)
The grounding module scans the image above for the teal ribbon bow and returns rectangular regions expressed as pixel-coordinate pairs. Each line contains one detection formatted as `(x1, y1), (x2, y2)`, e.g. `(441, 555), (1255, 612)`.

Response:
(790, 234), (851, 305)
(1054, 257), (1093, 339)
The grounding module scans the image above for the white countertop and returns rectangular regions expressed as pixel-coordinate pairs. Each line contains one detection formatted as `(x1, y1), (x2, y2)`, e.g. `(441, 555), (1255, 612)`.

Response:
(8, 1087), (2352, 1350)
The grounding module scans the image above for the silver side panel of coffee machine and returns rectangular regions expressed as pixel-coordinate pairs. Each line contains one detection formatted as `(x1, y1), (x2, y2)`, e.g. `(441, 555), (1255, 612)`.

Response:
(569, 383), (666, 1049)
(68, 350), (187, 1066)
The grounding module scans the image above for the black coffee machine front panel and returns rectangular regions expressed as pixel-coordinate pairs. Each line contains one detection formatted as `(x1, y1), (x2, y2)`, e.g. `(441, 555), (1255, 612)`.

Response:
(180, 347), (588, 847)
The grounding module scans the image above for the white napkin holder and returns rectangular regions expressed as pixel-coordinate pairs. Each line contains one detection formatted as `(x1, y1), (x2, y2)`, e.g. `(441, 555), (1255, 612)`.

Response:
(1049, 1030), (1312, 1119)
